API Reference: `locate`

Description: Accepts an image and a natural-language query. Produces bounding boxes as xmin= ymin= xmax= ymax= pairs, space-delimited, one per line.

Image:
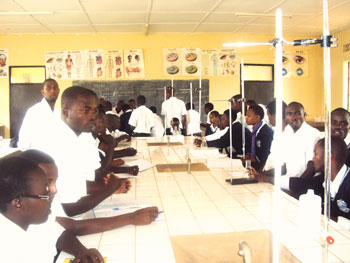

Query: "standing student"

xmin=245 ymin=104 xmax=274 ymax=171
xmin=18 ymin=78 xmax=60 ymax=150
xmin=120 ymin=103 xmax=133 ymax=136
xmin=129 ymin=95 xmax=155 ymax=137
xmin=161 ymin=86 xmax=187 ymax=129
xmin=150 ymin=106 xmax=165 ymax=137
xmin=185 ymin=103 xmax=201 ymax=136
xmin=0 ymin=156 xmax=103 ymax=263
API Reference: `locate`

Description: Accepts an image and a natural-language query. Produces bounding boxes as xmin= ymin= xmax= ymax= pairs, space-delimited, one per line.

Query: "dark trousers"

xmin=133 ymin=133 xmax=150 ymax=137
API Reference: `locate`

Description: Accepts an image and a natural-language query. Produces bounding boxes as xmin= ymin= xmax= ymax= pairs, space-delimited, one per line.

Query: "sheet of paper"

xmin=121 ymin=159 xmax=155 ymax=172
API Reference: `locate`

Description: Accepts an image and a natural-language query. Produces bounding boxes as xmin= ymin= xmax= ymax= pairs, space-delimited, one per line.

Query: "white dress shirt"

xmin=128 ymin=105 xmax=155 ymax=134
xmin=18 ymin=98 xmax=60 ymax=151
xmin=161 ymin=97 xmax=187 ymax=129
xmin=186 ymin=109 xmax=201 ymax=135
xmin=151 ymin=113 xmax=165 ymax=137
xmin=282 ymin=122 xmax=322 ymax=178
xmin=206 ymin=127 xmax=227 ymax=142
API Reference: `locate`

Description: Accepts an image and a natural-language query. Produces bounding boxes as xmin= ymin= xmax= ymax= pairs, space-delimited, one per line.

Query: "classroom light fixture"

xmin=235 ymin=12 xmax=292 ymax=18
xmin=0 ymin=11 xmax=54 ymax=15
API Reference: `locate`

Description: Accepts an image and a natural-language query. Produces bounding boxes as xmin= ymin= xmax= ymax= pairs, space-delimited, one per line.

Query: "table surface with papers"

xmin=57 ymin=137 xmax=350 ymax=263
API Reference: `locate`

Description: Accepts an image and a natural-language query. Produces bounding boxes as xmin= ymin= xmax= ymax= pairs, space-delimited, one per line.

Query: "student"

xmin=129 ymin=95 xmax=155 ymax=137
xmin=331 ymin=108 xmax=350 ymax=166
xmin=244 ymin=104 xmax=274 ymax=171
xmin=128 ymin=99 xmax=136 ymax=110
xmin=18 ymin=78 xmax=60 ymax=150
xmin=282 ymin=102 xmax=322 ymax=177
xmin=185 ymin=102 xmax=201 ymax=136
xmin=201 ymin=102 xmax=214 ymax=128
xmin=0 ymin=156 xmax=103 ymax=263
xmin=120 ymin=103 xmax=133 ymax=136
xmin=104 ymin=101 xmax=116 ymax=115
xmin=150 ymin=106 xmax=165 ymax=137
xmin=205 ymin=110 xmax=220 ymax=136
xmin=165 ymin=117 xmax=185 ymax=135
xmin=115 ymin=100 xmax=125 ymax=117
xmin=34 ymin=86 xmax=128 ymax=217
xmin=20 ymin=150 xmax=159 ymax=238
xmin=106 ymin=113 xmax=131 ymax=142
xmin=161 ymin=86 xmax=187 ymax=130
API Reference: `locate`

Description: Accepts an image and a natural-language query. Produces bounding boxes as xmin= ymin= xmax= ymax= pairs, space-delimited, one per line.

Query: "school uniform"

xmin=161 ymin=97 xmax=187 ymax=129
xmin=18 ymin=98 xmax=60 ymax=151
xmin=165 ymin=127 xmax=185 ymax=136
xmin=205 ymin=124 xmax=219 ymax=136
xmin=249 ymin=121 xmax=274 ymax=170
xmin=151 ymin=113 xmax=165 ymax=137
xmin=106 ymin=128 xmax=128 ymax=139
xmin=128 ymin=105 xmax=155 ymax=137
xmin=344 ymin=133 xmax=350 ymax=167
xmin=281 ymin=165 xmax=350 ymax=220
xmin=186 ymin=109 xmax=201 ymax=135
xmin=283 ymin=122 xmax=322 ymax=177
xmin=206 ymin=110 xmax=213 ymax=124
xmin=120 ymin=109 xmax=133 ymax=136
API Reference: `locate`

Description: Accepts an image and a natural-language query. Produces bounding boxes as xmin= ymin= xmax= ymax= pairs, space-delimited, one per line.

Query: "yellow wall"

xmin=0 ymin=32 xmax=324 ymax=138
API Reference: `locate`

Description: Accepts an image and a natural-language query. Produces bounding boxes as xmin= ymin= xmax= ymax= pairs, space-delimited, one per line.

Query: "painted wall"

xmin=0 ymin=32 xmax=323 ymax=138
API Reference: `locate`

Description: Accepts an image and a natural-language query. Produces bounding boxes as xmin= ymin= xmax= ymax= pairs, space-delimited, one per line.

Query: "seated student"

xmin=106 ymin=113 xmax=131 ymax=142
xmin=120 ymin=103 xmax=133 ymax=136
xmin=185 ymin=103 xmax=201 ymax=136
xmin=201 ymin=102 xmax=214 ymax=128
xmin=150 ymin=106 xmax=165 ymax=137
xmin=129 ymin=95 xmax=155 ymax=137
xmin=0 ymin=156 xmax=103 ymax=263
xmin=104 ymin=101 xmax=115 ymax=115
xmin=203 ymin=109 xmax=251 ymax=157
xmin=256 ymin=137 xmax=350 ymax=221
xmin=21 ymin=150 xmax=159 ymax=240
xmin=115 ymin=100 xmax=125 ymax=117
xmin=244 ymin=104 xmax=274 ymax=171
xmin=205 ymin=110 xmax=220 ymax=136
xmin=331 ymin=108 xmax=350 ymax=166
xmin=165 ymin=117 xmax=185 ymax=136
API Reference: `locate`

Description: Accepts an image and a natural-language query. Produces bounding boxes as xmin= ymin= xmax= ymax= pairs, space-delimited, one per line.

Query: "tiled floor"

xmin=57 ymin=137 xmax=350 ymax=262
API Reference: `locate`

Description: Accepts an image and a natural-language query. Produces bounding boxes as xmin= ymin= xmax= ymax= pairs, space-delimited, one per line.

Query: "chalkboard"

xmin=73 ymin=80 xmax=209 ymax=122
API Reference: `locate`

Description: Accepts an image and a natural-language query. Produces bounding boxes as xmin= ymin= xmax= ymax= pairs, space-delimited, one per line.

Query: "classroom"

xmin=1 ymin=0 xmax=350 ymax=262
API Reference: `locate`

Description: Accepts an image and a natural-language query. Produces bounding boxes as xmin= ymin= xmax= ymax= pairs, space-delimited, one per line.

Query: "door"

xmin=9 ymin=66 xmax=46 ymax=138
xmin=241 ymin=64 xmax=274 ymax=105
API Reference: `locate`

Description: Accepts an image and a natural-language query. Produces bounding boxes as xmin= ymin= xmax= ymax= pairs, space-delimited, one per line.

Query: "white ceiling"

xmin=0 ymin=0 xmax=349 ymax=35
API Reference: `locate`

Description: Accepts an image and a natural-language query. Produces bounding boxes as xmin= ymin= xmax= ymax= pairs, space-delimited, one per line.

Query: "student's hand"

xmin=300 ymin=160 xmax=315 ymax=179
xmin=119 ymin=134 xmax=131 ymax=142
xmin=111 ymin=158 xmax=125 ymax=167
xmin=194 ymin=138 xmax=202 ymax=147
xmin=131 ymin=206 xmax=159 ymax=225
xmin=114 ymin=179 xmax=131 ymax=194
xmin=123 ymin=148 xmax=137 ymax=156
xmin=127 ymin=165 xmax=139 ymax=175
xmin=105 ymin=174 xmax=123 ymax=192
xmin=75 ymin=248 xmax=104 ymax=263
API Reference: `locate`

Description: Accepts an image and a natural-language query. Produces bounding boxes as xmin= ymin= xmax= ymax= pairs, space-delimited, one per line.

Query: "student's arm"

xmin=61 ymin=174 xmax=123 ymax=217
xmin=95 ymin=134 xmax=115 ymax=181
xmin=56 ymin=230 xmax=104 ymax=263
xmin=56 ymin=206 xmax=159 ymax=236
xmin=113 ymin=148 xmax=137 ymax=158
xmin=110 ymin=165 xmax=139 ymax=176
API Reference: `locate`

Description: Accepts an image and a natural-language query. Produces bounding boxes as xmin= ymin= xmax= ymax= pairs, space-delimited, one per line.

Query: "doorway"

xmin=9 ymin=66 xmax=46 ymax=138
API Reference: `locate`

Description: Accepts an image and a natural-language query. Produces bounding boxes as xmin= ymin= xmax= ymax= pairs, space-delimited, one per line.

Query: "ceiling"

xmin=0 ymin=0 xmax=350 ymax=36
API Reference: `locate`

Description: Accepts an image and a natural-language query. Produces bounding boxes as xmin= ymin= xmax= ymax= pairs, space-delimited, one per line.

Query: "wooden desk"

xmin=58 ymin=137 xmax=350 ymax=263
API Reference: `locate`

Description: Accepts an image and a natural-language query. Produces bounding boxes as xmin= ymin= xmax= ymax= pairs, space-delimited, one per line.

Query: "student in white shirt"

xmin=150 ymin=106 xmax=165 ymax=137
xmin=18 ymin=78 xmax=60 ymax=150
xmin=0 ymin=156 xmax=103 ymax=263
xmin=129 ymin=95 xmax=155 ymax=137
xmin=161 ymin=86 xmax=187 ymax=129
xmin=205 ymin=110 xmax=220 ymax=136
xmin=185 ymin=102 xmax=201 ymax=136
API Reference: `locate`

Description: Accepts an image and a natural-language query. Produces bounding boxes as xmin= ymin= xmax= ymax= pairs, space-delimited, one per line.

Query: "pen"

xmin=112 ymin=206 xmax=141 ymax=210
xmin=158 ymin=210 xmax=163 ymax=214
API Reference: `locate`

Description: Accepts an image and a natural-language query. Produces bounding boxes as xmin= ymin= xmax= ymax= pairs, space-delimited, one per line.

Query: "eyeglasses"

xmin=18 ymin=185 xmax=51 ymax=200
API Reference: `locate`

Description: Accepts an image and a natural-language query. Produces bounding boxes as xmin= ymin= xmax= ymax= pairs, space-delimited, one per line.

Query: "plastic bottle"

xmin=298 ymin=189 xmax=322 ymax=236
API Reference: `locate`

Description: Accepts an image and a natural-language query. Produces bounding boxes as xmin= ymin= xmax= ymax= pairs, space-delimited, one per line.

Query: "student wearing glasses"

xmin=0 ymin=156 xmax=104 ymax=263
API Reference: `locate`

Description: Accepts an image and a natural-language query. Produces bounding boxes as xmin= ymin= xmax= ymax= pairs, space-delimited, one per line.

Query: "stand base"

xmin=225 ymin=178 xmax=258 ymax=185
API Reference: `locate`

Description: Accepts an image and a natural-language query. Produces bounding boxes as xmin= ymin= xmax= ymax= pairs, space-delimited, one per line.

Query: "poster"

xmin=282 ymin=50 xmax=308 ymax=78
xmin=0 ymin=49 xmax=9 ymax=78
xmin=282 ymin=51 xmax=292 ymax=78
xmin=64 ymin=50 xmax=84 ymax=79
xmin=84 ymin=49 xmax=104 ymax=79
xmin=163 ymin=48 xmax=181 ymax=77
xmin=104 ymin=50 xmax=124 ymax=79
xmin=202 ymin=49 xmax=237 ymax=77
xmin=181 ymin=48 xmax=201 ymax=76
xmin=124 ymin=49 xmax=145 ymax=79
xmin=45 ymin=51 xmax=65 ymax=80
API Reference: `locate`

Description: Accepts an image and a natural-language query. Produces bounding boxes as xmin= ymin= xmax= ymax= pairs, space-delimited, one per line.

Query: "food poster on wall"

xmin=202 ymin=49 xmax=237 ymax=76
xmin=0 ymin=49 xmax=9 ymax=78
xmin=105 ymin=50 xmax=124 ymax=79
xmin=292 ymin=50 xmax=308 ymax=77
xmin=84 ymin=50 xmax=104 ymax=79
xmin=181 ymin=48 xmax=201 ymax=76
xmin=64 ymin=50 xmax=84 ymax=79
xmin=45 ymin=51 xmax=65 ymax=80
xmin=282 ymin=51 xmax=292 ymax=78
xmin=124 ymin=49 xmax=145 ymax=79
xmin=163 ymin=48 xmax=181 ymax=76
